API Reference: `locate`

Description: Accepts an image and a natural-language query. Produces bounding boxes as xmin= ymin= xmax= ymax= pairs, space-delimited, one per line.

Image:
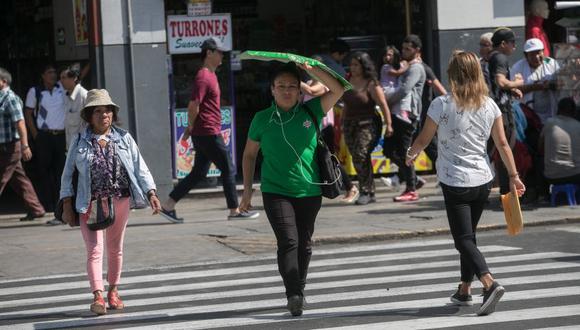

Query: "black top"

xmin=487 ymin=51 xmax=512 ymax=111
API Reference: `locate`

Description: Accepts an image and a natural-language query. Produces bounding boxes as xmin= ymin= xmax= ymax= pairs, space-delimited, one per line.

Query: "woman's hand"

xmin=62 ymin=203 xmax=76 ymax=227
xmin=384 ymin=124 xmax=394 ymax=138
xmin=510 ymin=176 xmax=526 ymax=197
xmin=297 ymin=62 xmax=314 ymax=71
xmin=149 ymin=195 xmax=161 ymax=215
xmin=239 ymin=190 xmax=253 ymax=213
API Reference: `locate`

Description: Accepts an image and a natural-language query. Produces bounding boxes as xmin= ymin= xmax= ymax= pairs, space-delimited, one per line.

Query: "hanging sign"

xmin=167 ymin=14 xmax=232 ymax=54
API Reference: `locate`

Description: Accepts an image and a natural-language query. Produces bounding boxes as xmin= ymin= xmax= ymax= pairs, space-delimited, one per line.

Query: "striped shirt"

xmin=0 ymin=87 xmax=24 ymax=144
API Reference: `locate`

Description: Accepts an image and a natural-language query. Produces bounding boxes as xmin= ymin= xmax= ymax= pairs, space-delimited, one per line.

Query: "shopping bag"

xmin=500 ymin=192 xmax=524 ymax=236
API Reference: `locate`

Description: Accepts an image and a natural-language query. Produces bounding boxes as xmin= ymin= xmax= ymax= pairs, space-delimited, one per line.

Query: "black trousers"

xmin=170 ymin=134 xmax=238 ymax=209
xmin=384 ymin=117 xmax=417 ymax=191
xmin=262 ymin=192 xmax=322 ymax=298
xmin=169 ymin=134 xmax=238 ymax=209
xmin=440 ymin=181 xmax=492 ymax=282
xmin=35 ymin=131 xmax=66 ymax=212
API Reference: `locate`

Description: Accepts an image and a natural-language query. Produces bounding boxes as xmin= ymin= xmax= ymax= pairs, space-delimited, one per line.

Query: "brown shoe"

xmin=107 ymin=290 xmax=125 ymax=310
xmin=90 ymin=295 xmax=107 ymax=315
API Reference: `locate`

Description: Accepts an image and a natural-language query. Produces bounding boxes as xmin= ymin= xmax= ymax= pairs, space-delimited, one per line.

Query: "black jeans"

xmin=35 ymin=131 xmax=66 ymax=212
xmin=441 ymin=181 xmax=492 ymax=282
xmin=262 ymin=192 xmax=322 ymax=298
xmin=170 ymin=135 xmax=238 ymax=209
xmin=385 ymin=117 xmax=417 ymax=191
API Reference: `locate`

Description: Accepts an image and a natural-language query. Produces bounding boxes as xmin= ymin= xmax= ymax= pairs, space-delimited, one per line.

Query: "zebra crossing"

xmin=0 ymin=238 xmax=579 ymax=329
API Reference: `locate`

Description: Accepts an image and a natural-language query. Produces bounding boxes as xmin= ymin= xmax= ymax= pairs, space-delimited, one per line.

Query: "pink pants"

xmin=80 ymin=197 xmax=130 ymax=293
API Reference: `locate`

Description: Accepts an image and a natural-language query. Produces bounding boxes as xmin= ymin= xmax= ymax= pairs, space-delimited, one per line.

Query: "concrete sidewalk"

xmin=0 ymin=176 xmax=578 ymax=279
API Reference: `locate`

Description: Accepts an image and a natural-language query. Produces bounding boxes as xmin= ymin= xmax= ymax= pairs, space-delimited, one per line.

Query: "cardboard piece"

xmin=500 ymin=192 xmax=524 ymax=236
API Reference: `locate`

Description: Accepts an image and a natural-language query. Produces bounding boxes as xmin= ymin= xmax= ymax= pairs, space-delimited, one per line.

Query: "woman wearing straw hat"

xmin=60 ymin=89 xmax=161 ymax=315
xmin=406 ymin=51 xmax=525 ymax=316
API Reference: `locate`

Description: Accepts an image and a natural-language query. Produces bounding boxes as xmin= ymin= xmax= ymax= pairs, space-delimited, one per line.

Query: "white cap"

xmin=524 ymin=38 xmax=544 ymax=53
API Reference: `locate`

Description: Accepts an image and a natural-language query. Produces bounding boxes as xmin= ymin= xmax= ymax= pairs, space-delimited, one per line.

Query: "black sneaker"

xmin=46 ymin=218 xmax=65 ymax=226
xmin=478 ymin=281 xmax=505 ymax=316
xmin=159 ymin=208 xmax=184 ymax=224
xmin=228 ymin=211 xmax=260 ymax=220
xmin=20 ymin=213 xmax=46 ymax=221
xmin=355 ymin=193 xmax=371 ymax=205
xmin=287 ymin=295 xmax=304 ymax=316
xmin=450 ymin=284 xmax=473 ymax=306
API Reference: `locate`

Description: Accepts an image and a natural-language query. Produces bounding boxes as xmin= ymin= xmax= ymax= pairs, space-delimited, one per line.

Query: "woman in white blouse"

xmin=406 ymin=51 xmax=525 ymax=316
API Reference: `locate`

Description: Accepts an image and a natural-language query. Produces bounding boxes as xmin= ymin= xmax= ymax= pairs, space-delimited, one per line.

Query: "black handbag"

xmin=55 ymin=168 xmax=80 ymax=226
xmin=55 ymin=134 xmax=81 ymax=226
xmin=87 ymin=196 xmax=115 ymax=231
xmin=304 ymin=105 xmax=343 ymax=199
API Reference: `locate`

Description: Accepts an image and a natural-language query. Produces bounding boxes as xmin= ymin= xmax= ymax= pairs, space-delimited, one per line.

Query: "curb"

xmin=312 ymin=217 xmax=580 ymax=245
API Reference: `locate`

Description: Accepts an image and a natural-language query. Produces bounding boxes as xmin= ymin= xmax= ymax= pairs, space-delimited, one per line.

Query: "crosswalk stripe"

xmin=0 ymin=245 xmax=518 ymax=296
xmin=38 ymin=287 xmax=580 ymax=330
xmin=529 ymin=326 xmax=580 ymax=330
xmin=0 ymin=239 xmax=456 ymax=285
xmin=0 ymin=251 xmax=575 ymax=309
xmin=1 ymin=262 xmax=578 ymax=322
xmin=128 ymin=289 xmax=580 ymax=330
xmin=315 ymin=304 xmax=580 ymax=330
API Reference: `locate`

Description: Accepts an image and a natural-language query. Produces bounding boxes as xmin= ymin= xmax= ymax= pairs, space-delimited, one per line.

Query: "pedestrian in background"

xmin=406 ymin=51 xmax=525 ymax=316
xmin=301 ymin=54 xmax=359 ymax=204
xmin=60 ymin=89 xmax=161 ymax=315
xmin=486 ymin=27 xmax=524 ymax=196
xmin=60 ymin=66 xmax=88 ymax=148
xmin=24 ymin=64 xmax=67 ymax=224
xmin=239 ymin=61 xmax=344 ymax=317
xmin=161 ymin=37 xmax=259 ymax=222
xmin=479 ymin=32 xmax=494 ymax=86
xmin=343 ymin=51 xmax=393 ymax=205
xmin=0 ymin=67 xmax=46 ymax=220
xmin=385 ymin=34 xmax=426 ymax=202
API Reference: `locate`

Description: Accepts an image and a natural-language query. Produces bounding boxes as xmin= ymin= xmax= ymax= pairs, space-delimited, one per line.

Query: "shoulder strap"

xmin=34 ymin=86 xmax=42 ymax=118
xmin=303 ymin=103 xmax=321 ymax=138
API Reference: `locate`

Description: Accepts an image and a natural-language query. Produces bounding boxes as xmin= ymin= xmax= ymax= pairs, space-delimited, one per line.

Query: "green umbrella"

xmin=239 ymin=50 xmax=352 ymax=91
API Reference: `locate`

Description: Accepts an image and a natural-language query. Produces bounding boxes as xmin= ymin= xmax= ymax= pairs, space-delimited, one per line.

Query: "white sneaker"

xmin=380 ymin=176 xmax=400 ymax=191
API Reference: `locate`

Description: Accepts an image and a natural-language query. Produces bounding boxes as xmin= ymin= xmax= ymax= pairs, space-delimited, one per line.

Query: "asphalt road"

xmin=0 ymin=224 xmax=579 ymax=329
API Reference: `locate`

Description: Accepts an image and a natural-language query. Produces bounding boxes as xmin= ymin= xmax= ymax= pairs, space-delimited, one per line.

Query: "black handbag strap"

xmin=303 ymin=103 xmax=322 ymax=141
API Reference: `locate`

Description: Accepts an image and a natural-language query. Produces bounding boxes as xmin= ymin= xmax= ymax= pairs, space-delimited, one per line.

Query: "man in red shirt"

xmin=161 ymin=38 xmax=259 ymax=222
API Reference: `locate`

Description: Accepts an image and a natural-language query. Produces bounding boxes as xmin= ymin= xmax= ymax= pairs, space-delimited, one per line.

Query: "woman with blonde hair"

xmin=406 ymin=51 xmax=525 ymax=316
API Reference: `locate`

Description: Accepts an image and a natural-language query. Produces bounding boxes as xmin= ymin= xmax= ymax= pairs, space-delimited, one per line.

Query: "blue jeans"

xmin=440 ymin=181 xmax=492 ymax=282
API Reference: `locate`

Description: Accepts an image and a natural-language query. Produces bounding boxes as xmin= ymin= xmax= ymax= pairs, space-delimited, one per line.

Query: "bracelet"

xmin=509 ymin=172 xmax=519 ymax=178
xmin=406 ymin=147 xmax=417 ymax=159
xmin=147 ymin=190 xmax=157 ymax=198
xmin=22 ymin=145 xmax=30 ymax=150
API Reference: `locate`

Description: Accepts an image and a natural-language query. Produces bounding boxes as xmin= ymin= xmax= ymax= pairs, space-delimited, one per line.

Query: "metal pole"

xmin=88 ymin=0 xmax=104 ymax=88
xmin=405 ymin=0 xmax=412 ymax=35
xmin=125 ymin=0 xmax=138 ymax=141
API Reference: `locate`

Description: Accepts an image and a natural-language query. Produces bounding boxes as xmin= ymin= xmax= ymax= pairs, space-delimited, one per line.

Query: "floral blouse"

xmin=89 ymin=134 xmax=131 ymax=199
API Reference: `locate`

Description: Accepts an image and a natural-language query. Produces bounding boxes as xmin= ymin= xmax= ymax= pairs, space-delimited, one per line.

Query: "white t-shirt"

xmin=64 ymin=84 xmax=88 ymax=147
xmin=510 ymin=57 xmax=560 ymax=123
xmin=428 ymin=95 xmax=502 ymax=187
xmin=25 ymin=83 xmax=66 ymax=130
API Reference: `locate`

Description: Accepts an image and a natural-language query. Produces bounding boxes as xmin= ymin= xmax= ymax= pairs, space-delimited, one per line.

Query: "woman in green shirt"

xmin=240 ymin=62 xmax=343 ymax=316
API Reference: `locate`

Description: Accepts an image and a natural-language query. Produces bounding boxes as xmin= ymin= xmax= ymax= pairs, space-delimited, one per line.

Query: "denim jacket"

xmin=60 ymin=126 xmax=156 ymax=213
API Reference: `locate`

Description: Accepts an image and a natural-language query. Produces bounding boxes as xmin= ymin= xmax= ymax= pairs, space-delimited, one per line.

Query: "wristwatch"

xmin=22 ymin=145 xmax=30 ymax=150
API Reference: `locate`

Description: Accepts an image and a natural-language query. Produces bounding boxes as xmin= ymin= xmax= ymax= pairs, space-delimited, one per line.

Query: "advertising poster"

xmin=72 ymin=0 xmax=88 ymax=45
xmin=174 ymin=106 xmax=235 ymax=179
